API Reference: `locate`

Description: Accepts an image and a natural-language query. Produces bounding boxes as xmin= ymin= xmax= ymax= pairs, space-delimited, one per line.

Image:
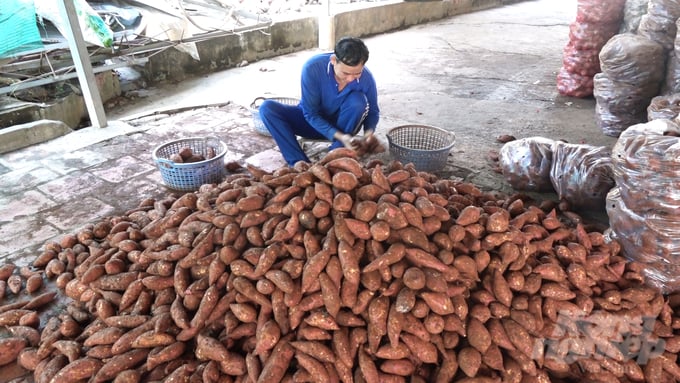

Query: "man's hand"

xmin=334 ymin=132 xmax=359 ymax=150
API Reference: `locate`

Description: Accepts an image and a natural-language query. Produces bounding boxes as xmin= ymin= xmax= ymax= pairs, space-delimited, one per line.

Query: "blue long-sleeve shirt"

xmin=300 ymin=52 xmax=379 ymax=140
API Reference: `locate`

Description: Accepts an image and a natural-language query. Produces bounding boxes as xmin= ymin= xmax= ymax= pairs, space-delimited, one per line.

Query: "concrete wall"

xmin=334 ymin=0 xmax=494 ymax=38
xmin=143 ymin=0 xmax=529 ymax=83
xmin=0 ymin=71 xmax=120 ymax=129
xmin=142 ymin=20 xmax=318 ymax=83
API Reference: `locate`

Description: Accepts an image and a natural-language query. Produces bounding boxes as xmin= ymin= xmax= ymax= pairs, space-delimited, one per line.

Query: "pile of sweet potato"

xmin=2 ymin=147 xmax=680 ymax=382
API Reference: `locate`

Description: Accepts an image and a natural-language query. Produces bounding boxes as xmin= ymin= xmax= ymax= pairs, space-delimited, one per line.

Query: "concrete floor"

xmin=0 ymin=0 xmax=614 ymax=263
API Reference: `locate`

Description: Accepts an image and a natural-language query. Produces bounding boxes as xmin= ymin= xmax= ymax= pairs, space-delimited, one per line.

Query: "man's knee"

xmin=258 ymin=99 xmax=277 ymax=118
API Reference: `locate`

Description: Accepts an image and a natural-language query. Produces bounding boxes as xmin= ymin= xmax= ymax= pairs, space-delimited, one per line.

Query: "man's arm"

xmin=300 ymin=57 xmax=339 ymax=140
xmin=362 ymin=67 xmax=380 ymax=136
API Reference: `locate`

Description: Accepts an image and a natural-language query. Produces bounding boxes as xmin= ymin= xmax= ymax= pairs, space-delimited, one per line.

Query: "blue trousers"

xmin=259 ymin=91 xmax=369 ymax=166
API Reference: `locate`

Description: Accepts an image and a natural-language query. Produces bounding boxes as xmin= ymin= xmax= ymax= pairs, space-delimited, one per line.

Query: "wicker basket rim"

xmin=386 ymin=124 xmax=456 ymax=152
xmin=250 ymin=96 xmax=300 ymax=110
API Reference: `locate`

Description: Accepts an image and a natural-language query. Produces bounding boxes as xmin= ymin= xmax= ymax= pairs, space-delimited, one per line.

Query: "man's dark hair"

xmin=334 ymin=37 xmax=369 ymax=66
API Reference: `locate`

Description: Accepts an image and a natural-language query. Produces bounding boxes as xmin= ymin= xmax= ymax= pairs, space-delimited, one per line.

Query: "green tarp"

xmin=0 ymin=0 xmax=43 ymax=58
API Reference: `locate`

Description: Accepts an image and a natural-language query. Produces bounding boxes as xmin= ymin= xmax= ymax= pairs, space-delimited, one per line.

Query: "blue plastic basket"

xmin=387 ymin=124 xmax=456 ymax=173
xmin=152 ymin=136 xmax=227 ymax=191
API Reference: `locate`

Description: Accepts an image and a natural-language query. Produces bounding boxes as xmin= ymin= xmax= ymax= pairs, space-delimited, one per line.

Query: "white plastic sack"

xmin=35 ymin=0 xmax=114 ymax=48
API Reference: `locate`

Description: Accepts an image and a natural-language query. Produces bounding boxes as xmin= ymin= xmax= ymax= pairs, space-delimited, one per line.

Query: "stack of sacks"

xmin=607 ymin=118 xmax=680 ymax=293
xmin=641 ymin=0 xmax=680 ymax=95
xmin=557 ymin=0 xmax=626 ymax=98
xmin=638 ymin=0 xmax=680 ymax=52
xmin=661 ymin=17 xmax=680 ymax=94
xmin=619 ymin=0 xmax=649 ymax=34
xmin=594 ymin=33 xmax=665 ymax=137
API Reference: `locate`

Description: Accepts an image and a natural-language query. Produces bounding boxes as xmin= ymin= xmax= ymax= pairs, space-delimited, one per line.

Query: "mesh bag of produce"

xmin=598 ymin=33 xmax=666 ymax=85
xmin=576 ymin=0 xmax=626 ymax=23
xmin=499 ymin=137 xmax=555 ymax=192
xmin=550 ymin=142 xmax=614 ymax=211
xmin=648 ymin=93 xmax=680 ymax=120
xmin=556 ymin=67 xmax=594 ymax=98
xmin=562 ymin=43 xmax=601 ymax=76
xmin=558 ymin=0 xmax=626 ymax=98
xmin=569 ymin=21 xmax=621 ymax=50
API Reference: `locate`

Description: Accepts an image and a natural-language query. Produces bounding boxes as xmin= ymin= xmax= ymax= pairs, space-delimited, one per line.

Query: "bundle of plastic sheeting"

xmin=647 ymin=93 xmax=680 ymax=120
xmin=638 ymin=0 xmax=680 ymax=52
xmin=594 ymin=33 xmax=665 ymax=136
xmin=557 ymin=0 xmax=626 ymax=98
xmin=606 ymin=118 xmax=680 ymax=293
xmin=498 ymin=137 xmax=555 ymax=192
xmin=661 ymin=51 xmax=680 ymax=94
xmin=550 ymin=142 xmax=614 ymax=212
xmin=661 ymin=18 xmax=680 ymax=95
xmin=498 ymin=138 xmax=616 ymax=213
xmin=619 ymin=0 xmax=649 ymax=33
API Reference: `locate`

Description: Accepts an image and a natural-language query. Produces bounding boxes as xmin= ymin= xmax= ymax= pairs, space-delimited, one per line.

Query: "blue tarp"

xmin=0 ymin=0 xmax=43 ymax=58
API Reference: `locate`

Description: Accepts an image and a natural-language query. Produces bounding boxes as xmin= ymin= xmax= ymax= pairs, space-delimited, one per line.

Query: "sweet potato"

xmin=51 ymin=339 xmax=81 ymax=363
xmin=146 ymin=342 xmax=186 ymax=371
xmin=457 ymin=346 xmax=482 ymax=378
xmin=304 ymin=310 xmax=340 ymax=331
xmin=376 ymin=201 xmax=409 ymax=229
xmin=367 ymin=295 xmax=390 ymax=352
xmin=332 ymin=171 xmax=359 ymax=191
xmin=92 ymin=348 xmax=149 ymax=383
xmin=90 ymin=271 xmax=140 ymax=292
xmin=404 ymin=247 xmax=449 ymax=273
xmin=36 ymin=354 xmax=68 ymax=383
xmin=50 ymin=357 xmax=102 ymax=383
xmin=257 ymin=336 xmax=295 ymax=383
xmin=492 ymin=269 xmax=513 ymax=307
xmin=398 ymin=226 xmax=430 ymax=250
xmin=295 ymin=351 xmax=330 ymax=381
xmin=0 ymin=309 xmax=33 ymax=326
xmin=255 ymin=319 xmax=281 ymax=356
xmin=338 ymin=240 xmax=360 ymax=308
xmin=354 ymin=200 xmax=378 ymax=222
xmin=130 ymin=330 xmax=175 ymax=349
xmin=467 ymin=317 xmax=492 ymax=353
xmin=363 ymin=243 xmax=406 ymax=273
xmin=0 ymin=336 xmax=26 ymax=366
xmin=401 ymin=332 xmax=437 ymax=364
xmin=375 ymin=342 xmax=410 ymax=360
xmin=402 ymin=267 xmax=426 ymax=290
xmin=420 ymin=292 xmax=454 ymax=316
xmin=380 ymin=359 xmax=415 ymax=376
xmin=358 ymin=348 xmax=380 ymax=383
xmin=540 ymin=282 xmax=576 ymax=301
